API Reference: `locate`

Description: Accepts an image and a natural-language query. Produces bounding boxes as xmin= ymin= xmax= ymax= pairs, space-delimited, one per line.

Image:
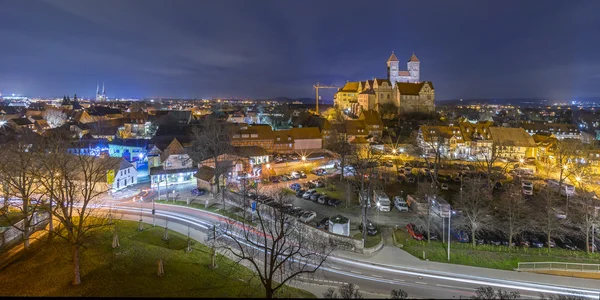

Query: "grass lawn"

xmin=316 ymin=187 xmax=342 ymax=200
xmin=394 ymin=229 xmax=600 ymax=270
xmin=353 ymin=232 xmax=382 ymax=249
xmin=0 ymin=211 xmax=24 ymax=227
xmin=0 ymin=220 xmax=314 ymax=298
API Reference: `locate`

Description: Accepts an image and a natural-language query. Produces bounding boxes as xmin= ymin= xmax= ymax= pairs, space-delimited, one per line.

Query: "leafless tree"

xmin=495 ymin=183 xmax=529 ymax=248
xmin=44 ymin=109 xmax=68 ymax=128
xmin=473 ymin=141 xmax=515 ymax=196
xmin=0 ymin=134 xmax=45 ymax=249
xmin=539 ymin=293 xmax=588 ymax=300
xmin=416 ymin=129 xmax=447 ymax=187
xmin=472 ymin=286 xmax=520 ymax=299
xmin=571 ymin=187 xmax=599 ymax=254
xmin=215 ymin=188 xmax=332 ymax=298
xmin=189 ymin=116 xmax=233 ymax=194
xmin=36 ymin=137 xmax=118 ymax=285
xmin=454 ymin=177 xmax=492 ymax=247
xmin=323 ymin=283 xmax=363 ymax=299
xmin=409 ymin=182 xmax=441 ymax=244
xmin=347 ymin=145 xmax=383 ymax=246
xmin=533 ymin=186 xmax=566 ymax=254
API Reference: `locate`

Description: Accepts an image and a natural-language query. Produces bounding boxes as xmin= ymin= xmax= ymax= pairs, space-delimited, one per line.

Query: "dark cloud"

xmin=0 ymin=0 xmax=599 ymax=100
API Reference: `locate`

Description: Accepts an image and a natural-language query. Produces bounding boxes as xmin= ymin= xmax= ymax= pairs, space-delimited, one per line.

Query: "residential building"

xmin=149 ymin=138 xmax=196 ymax=187
xmin=488 ymin=127 xmax=536 ymax=159
xmin=107 ymin=157 xmax=138 ymax=191
xmin=108 ymin=139 xmax=149 ymax=162
xmin=359 ymin=110 xmax=384 ymax=138
xmin=521 ymin=123 xmax=581 ymax=140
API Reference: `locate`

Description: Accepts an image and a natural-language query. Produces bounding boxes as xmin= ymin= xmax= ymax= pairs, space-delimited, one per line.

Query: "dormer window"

xmin=287 ymin=136 xmax=291 ymax=141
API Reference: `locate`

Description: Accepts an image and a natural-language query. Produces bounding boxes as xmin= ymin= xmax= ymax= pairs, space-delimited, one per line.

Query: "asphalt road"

xmin=105 ymin=198 xmax=600 ymax=299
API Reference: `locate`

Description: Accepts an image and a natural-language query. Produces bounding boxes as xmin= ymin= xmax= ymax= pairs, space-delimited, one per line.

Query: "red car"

xmin=406 ymin=223 xmax=424 ymax=241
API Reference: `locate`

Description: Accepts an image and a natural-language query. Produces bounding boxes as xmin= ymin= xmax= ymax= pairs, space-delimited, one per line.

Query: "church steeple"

xmin=387 ymin=51 xmax=399 ymax=62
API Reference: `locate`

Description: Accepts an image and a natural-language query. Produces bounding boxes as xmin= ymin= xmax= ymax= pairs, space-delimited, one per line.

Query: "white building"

xmin=109 ymin=158 xmax=138 ymax=191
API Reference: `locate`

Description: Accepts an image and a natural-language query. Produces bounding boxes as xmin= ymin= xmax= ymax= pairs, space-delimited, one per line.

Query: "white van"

xmin=373 ymin=190 xmax=391 ymax=212
xmin=393 ymin=196 xmax=408 ymax=212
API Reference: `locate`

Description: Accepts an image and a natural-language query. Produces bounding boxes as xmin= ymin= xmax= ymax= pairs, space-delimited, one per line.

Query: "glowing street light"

xmin=519 ymin=158 xmax=524 ymax=164
xmin=392 ymin=149 xmax=397 ymax=155
xmin=266 ymin=163 xmax=271 ymax=169
xmin=576 ymin=176 xmax=581 ymax=182
xmin=301 ymin=156 xmax=306 ymax=162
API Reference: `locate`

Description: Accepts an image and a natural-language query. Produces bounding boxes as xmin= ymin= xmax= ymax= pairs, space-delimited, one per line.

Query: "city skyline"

xmin=1 ymin=0 xmax=600 ymax=101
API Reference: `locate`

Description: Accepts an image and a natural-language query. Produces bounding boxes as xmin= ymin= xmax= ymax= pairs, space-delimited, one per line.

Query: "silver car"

xmin=299 ymin=211 xmax=317 ymax=223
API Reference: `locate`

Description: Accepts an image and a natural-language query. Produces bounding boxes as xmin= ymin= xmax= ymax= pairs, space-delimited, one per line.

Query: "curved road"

xmin=100 ymin=192 xmax=600 ymax=299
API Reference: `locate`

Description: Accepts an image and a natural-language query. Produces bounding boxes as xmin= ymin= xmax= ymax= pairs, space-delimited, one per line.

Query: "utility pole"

xmin=313 ymin=82 xmax=337 ymax=115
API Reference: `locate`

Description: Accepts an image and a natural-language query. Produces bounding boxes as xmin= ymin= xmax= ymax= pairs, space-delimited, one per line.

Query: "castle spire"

xmin=387 ymin=51 xmax=399 ymax=62
xmin=408 ymin=53 xmax=419 ymax=62
xmin=96 ymin=83 xmax=99 ymax=95
xmin=102 ymin=82 xmax=105 ymax=95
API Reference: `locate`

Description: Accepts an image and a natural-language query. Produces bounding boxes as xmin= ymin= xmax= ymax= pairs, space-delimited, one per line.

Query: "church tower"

xmin=387 ymin=51 xmax=400 ymax=87
xmin=96 ymin=83 xmax=101 ymax=101
xmin=407 ymin=53 xmax=420 ymax=83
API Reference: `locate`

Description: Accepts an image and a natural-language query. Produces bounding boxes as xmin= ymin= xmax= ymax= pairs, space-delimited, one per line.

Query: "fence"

xmin=518 ymin=262 xmax=600 ymax=273
xmin=0 ymin=211 xmax=50 ymax=250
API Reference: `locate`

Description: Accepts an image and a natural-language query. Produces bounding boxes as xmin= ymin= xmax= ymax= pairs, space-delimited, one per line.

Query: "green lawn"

xmin=0 ymin=211 xmax=24 ymax=227
xmin=0 ymin=220 xmax=314 ymax=298
xmin=353 ymin=232 xmax=382 ymax=248
xmin=394 ymin=229 xmax=600 ymax=270
xmin=316 ymin=187 xmax=343 ymax=200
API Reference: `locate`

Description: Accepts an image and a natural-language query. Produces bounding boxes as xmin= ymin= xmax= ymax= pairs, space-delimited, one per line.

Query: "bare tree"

xmin=323 ymin=283 xmax=363 ymax=299
xmin=37 ymin=139 xmax=118 ymax=285
xmin=347 ymin=145 xmax=382 ymax=246
xmin=533 ymin=186 xmax=566 ymax=254
xmin=495 ymin=183 xmax=529 ymax=248
xmin=539 ymin=293 xmax=588 ymax=300
xmin=454 ymin=177 xmax=492 ymax=247
xmin=473 ymin=141 xmax=515 ymax=196
xmin=0 ymin=134 xmax=45 ymax=249
xmin=551 ymin=139 xmax=582 ymax=200
xmin=216 ymin=188 xmax=332 ymax=298
xmin=416 ymin=128 xmax=447 ymax=187
xmin=471 ymin=286 xmax=520 ymax=299
xmin=44 ymin=109 xmax=68 ymax=128
xmin=409 ymin=182 xmax=441 ymax=244
xmin=571 ymin=187 xmax=599 ymax=254
xmin=189 ymin=116 xmax=233 ymax=194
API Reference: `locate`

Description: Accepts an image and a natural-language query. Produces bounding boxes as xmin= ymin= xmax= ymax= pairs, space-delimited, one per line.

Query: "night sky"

xmin=1 ymin=0 xmax=599 ymax=101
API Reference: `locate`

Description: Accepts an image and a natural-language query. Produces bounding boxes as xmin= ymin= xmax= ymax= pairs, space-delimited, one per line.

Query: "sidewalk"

xmin=333 ymin=243 xmax=600 ymax=290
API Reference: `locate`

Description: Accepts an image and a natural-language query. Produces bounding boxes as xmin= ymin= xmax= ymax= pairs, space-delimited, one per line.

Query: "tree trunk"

xmin=472 ymin=228 xmax=476 ymax=248
xmin=586 ymin=227 xmax=590 ymax=254
xmin=265 ymin=279 xmax=274 ymax=299
xmin=508 ymin=234 xmax=513 ymax=249
xmin=547 ymin=232 xmax=551 ymax=254
xmin=72 ymin=244 xmax=81 ymax=285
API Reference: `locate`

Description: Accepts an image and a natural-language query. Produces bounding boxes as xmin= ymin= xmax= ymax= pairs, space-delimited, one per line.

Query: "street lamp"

xmin=376 ymin=202 xmax=380 ymax=222
xmin=301 ymin=156 xmax=306 ymax=162
xmin=392 ymin=149 xmax=397 ymax=155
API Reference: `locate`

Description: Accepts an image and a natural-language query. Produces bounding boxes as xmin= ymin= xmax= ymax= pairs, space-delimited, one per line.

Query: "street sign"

xmin=251 ymin=201 xmax=256 ymax=212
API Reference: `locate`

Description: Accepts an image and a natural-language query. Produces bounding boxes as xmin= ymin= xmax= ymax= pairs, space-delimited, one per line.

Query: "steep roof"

xmin=488 ymin=127 xmax=536 ymax=147
xmin=291 ymin=127 xmax=321 ymax=139
xmin=397 ymin=71 xmax=410 ymax=76
xmin=408 ymin=53 xmax=419 ymax=62
xmin=339 ymin=81 xmax=359 ymax=92
xmin=374 ymin=78 xmax=391 ymax=86
xmin=420 ymin=126 xmax=462 ymax=143
xmin=396 ymin=81 xmax=433 ymax=95
xmin=359 ymin=110 xmax=384 ymax=127
xmin=194 ymin=166 xmax=215 ymax=182
xmin=387 ymin=52 xmax=399 ymax=62
xmin=160 ymin=138 xmax=187 ymax=162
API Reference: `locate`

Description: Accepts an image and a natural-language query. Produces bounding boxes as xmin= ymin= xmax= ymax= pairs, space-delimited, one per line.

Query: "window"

xmin=250 ymin=134 xmax=258 ymax=138
xmin=277 ymin=137 xmax=280 ymax=141
xmin=387 ymin=94 xmax=390 ymax=99
xmin=287 ymin=136 xmax=291 ymax=141
xmin=242 ymin=134 xmax=249 ymax=138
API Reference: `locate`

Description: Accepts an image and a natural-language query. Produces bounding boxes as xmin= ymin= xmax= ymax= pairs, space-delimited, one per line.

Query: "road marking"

xmin=394 ymin=279 xmax=405 ymax=282
xmin=371 ymin=274 xmax=382 ymax=278
xmin=350 ymin=270 xmax=361 ymax=274
xmin=436 ymin=284 xmax=458 ymax=289
xmin=415 ymin=281 xmax=428 ymax=285
xmin=331 ymin=266 xmax=341 ymax=270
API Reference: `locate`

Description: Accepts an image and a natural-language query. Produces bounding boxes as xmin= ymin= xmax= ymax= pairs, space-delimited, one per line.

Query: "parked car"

xmin=299 ymin=211 xmax=317 ymax=223
xmin=289 ymin=183 xmax=301 ymax=191
xmin=281 ymin=203 xmax=294 ymax=213
xmin=310 ymin=193 xmax=321 ymax=201
xmin=302 ymin=189 xmax=317 ymax=199
xmin=441 ymin=183 xmax=449 ymax=190
xmin=522 ymin=180 xmax=533 ymax=196
xmin=296 ymin=189 xmax=306 ymax=197
xmin=290 ymin=172 xmax=301 ymax=179
xmin=317 ymin=217 xmax=330 ymax=230
xmin=359 ymin=220 xmax=378 ymax=236
xmin=317 ymin=195 xmax=330 ymax=204
xmin=545 ymin=238 xmax=556 ymax=248
xmin=327 ymin=198 xmax=343 ymax=207
xmin=289 ymin=206 xmax=303 ymax=216
xmin=407 ymin=177 xmax=416 ymax=183
xmin=383 ymin=160 xmax=393 ymax=167
xmin=299 ymin=171 xmax=307 ymax=178
xmin=406 ymin=223 xmax=423 ymax=241
xmin=190 ymin=188 xmax=208 ymax=196
xmin=271 ymin=177 xmax=280 ymax=183
xmin=393 ymin=196 xmax=408 ymax=212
